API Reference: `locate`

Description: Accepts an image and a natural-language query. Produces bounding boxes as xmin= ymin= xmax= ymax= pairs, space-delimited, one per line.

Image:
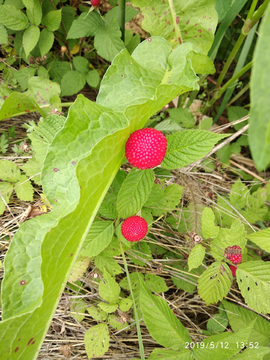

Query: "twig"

xmin=185 ymin=124 xmax=249 ymax=171
xmin=230 ymin=159 xmax=268 ymax=185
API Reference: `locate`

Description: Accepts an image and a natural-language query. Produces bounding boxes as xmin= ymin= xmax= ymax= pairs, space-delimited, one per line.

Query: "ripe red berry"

xmin=225 ymin=245 xmax=242 ymax=264
xmin=229 ymin=265 xmax=237 ymax=277
xmin=121 ymin=216 xmax=148 ymax=242
xmin=125 ymin=128 xmax=167 ymax=169
xmin=91 ymin=0 xmax=100 ymax=7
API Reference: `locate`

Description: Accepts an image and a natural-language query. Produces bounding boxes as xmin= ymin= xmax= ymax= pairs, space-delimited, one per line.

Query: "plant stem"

xmin=203 ymin=61 xmax=253 ymax=115
xmin=251 ymin=0 xmax=270 ymax=26
xmin=118 ymin=0 xmax=126 ymax=43
xmin=119 ymin=239 xmax=145 ymax=360
xmin=227 ymin=82 xmax=250 ymax=107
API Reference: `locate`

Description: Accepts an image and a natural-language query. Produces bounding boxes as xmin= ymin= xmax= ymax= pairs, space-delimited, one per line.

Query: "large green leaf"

xmin=131 ymin=0 xmax=218 ymax=54
xmin=247 ymin=228 xmax=270 ymax=253
xmin=67 ymin=11 xmax=103 ymax=39
xmin=249 ymin=3 xmax=270 ymax=171
xmin=23 ymin=25 xmax=40 ymax=58
xmin=0 ymin=5 xmax=28 ymax=30
xmin=0 ymin=38 xmax=201 ymax=359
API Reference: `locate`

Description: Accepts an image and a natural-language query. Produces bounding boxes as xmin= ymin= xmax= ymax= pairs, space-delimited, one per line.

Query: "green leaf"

xmin=0 ymin=160 xmax=20 ymax=182
xmin=26 ymin=0 xmax=42 ymax=26
xmin=39 ymin=29 xmax=54 ymax=57
xmin=162 ymin=130 xmax=227 ymax=169
xmin=108 ymin=314 xmax=128 ymax=330
xmin=231 ymin=347 xmax=270 ymax=359
xmin=14 ymin=174 xmax=34 ymax=201
xmin=80 ymin=221 xmax=114 ymax=257
xmin=139 ymin=277 xmax=191 ymax=350
xmin=85 ymin=69 xmax=100 ymax=88
xmin=222 ymin=299 xmax=270 ymax=346
xmin=149 ymin=349 xmax=193 ymax=360
xmin=13 ymin=67 xmax=36 ymax=91
xmin=0 ymin=182 xmax=13 ymax=215
xmin=95 ymin=255 xmax=123 ymax=276
xmin=99 ymin=269 xmax=120 ymax=304
xmin=22 ymin=114 xmax=66 ymax=185
xmin=43 ymin=9 xmax=62 ymax=32
xmin=236 ymin=261 xmax=270 ymax=313
xmin=87 ymin=306 xmax=107 ymax=321
xmin=94 ymin=18 xmax=125 ymax=62
xmin=70 ymin=298 xmax=87 ymax=322
xmin=192 ymin=320 xmax=256 ymax=360
xmin=188 ymin=244 xmax=205 ymax=271
xmin=117 ymin=168 xmax=155 ymax=219
xmin=202 ymin=207 xmax=219 ymax=239
xmin=47 ymin=60 xmax=71 ymax=83
xmin=249 ymin=4 xmax=270 ymax=171
xmin=144 ymin=184 xmax=182 ymax=216
xmin=69 ymin=256 xmax=90 ymax=282
xmin=6 ymin=0 xmax=24 ymax=9
xmin=129 ymin=241 xmax=152 ymax=267
xmin=229 ymin=179 xmax=249 ymax=208
xmin=227 ymin=106 xmax=249 ymax=131
xmin=198 ymin=261 xmax=232 ymax=305
xmin=23 ymin=25 xmax=40 ymax=58
xmin=206 ymin=305 xmax=228 ymax=335
xmin=98 ymin=302 xmax=118 ymax=313
xmin=0 ymin=24 xmax=8 ymax=44
xmin=0 ymin=134 xmax=8 ymax=154
xmin=119 ymin=298 xmax=133 ymax=312
xmin=73 ymin=56 xmax=89 ymax=74
xmin=144 ymin=273 xmax=168 ymax=293
xmin=67 ymin=11 xmax=103 ymax=39
xmin=131 ymin=0 xmax=218 ymax=54
xmin=60 ymin=70 xmax=86 ymax=97
xmin=84 ymin=323 xmax=109 ymax=359
xmin=167 ymin=107 xmax=195 ymax=129
xmin=247 ymin=228 xmax=270 ymax=253
xmin=105 ymin=5 xmax=139 ymax=25
xmin=0 ymin=5 xmax=28 ymax=30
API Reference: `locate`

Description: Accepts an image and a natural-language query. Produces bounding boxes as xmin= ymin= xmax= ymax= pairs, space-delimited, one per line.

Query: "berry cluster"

xmin=225 ymin=245 xmax=242 ymax=264
xmin=121 ymin=216 xmax=148 ymax=242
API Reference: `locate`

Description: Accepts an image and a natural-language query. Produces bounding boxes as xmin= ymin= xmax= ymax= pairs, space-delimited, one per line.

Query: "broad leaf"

xmin=14 ymin=174 xmax=34 ymax=201
xmin=67 ymin=11 xmax=103 ymax=39
xmin=26 ymin=0 xmax=42 ymax=26
xmin=60 ymin=70 xmax=86 ymax=97
xmin=23 ymin=25 xmax=40 ymax=58
xmin=85 ymin=70 xmax=100 ymax=88
xmin=0 ymin=5 xmax=28 ymax=30
xmin=249 ymin=4 xmax=270 ymax=171
xmin=117 ymin=168 xmax=155 ymax=219
xmin=84 ymin=323 xmax=109 ymax=359
xmin=188 ymin=244 xmax=205 ymax=271
xmin=144 ymin=273 xmax=168 ymax=293
xmin=99 ymin=269 xmax=120 ymax=304
xmin=0 ymin=160 xmax=20 ymax=182
xmin=73 ymin=56 xmax=89 ymax=74
xmin=39 ymin=29 xmax=54 ymax=57
xmin=247 ymin=228 xmax=270 ymax=253
xmin=198 ymin=261 xmax=232 ymax=305
xmin=43 ymin=9 xmax=62 ymax=32
xmin=0 ymin=24 xmax=8 ymax=44
xmin=237 ymin=261 xmax=270 ymax=313
xmin=139 ymin=277 xmax=191 ymax=350
xmin=202 ymin=207 xmax=219 ymax=239
xmin=131 ymin=0 xmax=218 ymax=54
xmin=162 ymin=130 xmax=227 ymax=169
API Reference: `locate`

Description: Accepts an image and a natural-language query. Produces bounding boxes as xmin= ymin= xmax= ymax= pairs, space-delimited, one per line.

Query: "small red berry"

xmin=229 ymin=265 xmax=237 ymax=277
xmin=225 ymin=245 xmax=242 ymax=264
xmin=125 ymin=128 xmax=167 ymax=169
xmin=91 ymin=0 xmax=100 ymax=7
xmin=121 ymin=216 xmax=148 ymax=242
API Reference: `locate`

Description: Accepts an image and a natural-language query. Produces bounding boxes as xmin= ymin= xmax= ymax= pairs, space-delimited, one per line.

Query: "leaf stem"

xmin=119 ymin=239 xmax=145 ymax=360
xmin=168 ymin=0 xmax=182 ymax=44
xmin=118 ymin=0 xmax=126 ymax=43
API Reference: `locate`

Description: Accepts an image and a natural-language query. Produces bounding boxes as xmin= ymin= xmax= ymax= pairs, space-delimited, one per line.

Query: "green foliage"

xmin=84 ymin=323 xmax=110 ymax=359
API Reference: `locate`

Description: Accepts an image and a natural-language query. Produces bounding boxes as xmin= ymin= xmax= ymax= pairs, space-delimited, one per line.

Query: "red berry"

xmin=91 ymin=0 xmax=100 ymax=7
xmin=125 ymin=128 xmax=167 ymax=169
xmin=121 ymin=216 xmax=148 ymax=242
xmin=225 ymin=245 xmax=242 ymax=264
xmin=229 ymin=265 xmax=237 ymax=277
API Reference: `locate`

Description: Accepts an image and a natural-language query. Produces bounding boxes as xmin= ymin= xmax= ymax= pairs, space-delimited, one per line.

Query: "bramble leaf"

xmin=188 ymin=244 xmax=205 ymax=271
xmin=84 ymin=323 xmax=109 ymax=359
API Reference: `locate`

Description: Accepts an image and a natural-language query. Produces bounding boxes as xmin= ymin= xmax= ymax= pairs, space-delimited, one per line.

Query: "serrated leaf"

xmin=0 ymin=5 xmax=28 ymax=30
xmin=70 ymin=298 xmax=87 ymax=322
xmin=68 ymin=256 xmax=90 ymax=282
xmin=0 ymin=160 xmax=20 ymax=182
xmin=94 ymin=18 xmax=125 ymax=62
xmin=249 ymin=4 xmax=270 ymax=171
xmin=131 ymin=0 xmax=217 ymax=54
xmin=192 ymin=320 xmax=256 ymax=360
xmin=222 ymin=299 xmax=270 ymax=346
xmin=202 ymin=207 xmax=219 ymax=239
xmin=14 ymin=174 xmax=34 ymax=201
xmin=84 ymin=323 xmax=109 ymax=359
xmin=119 ymin=298 xmax=133 ymax=312
xmin=60 ymin=70 xmax=86 ymax=97
xmin=162 ymin=130 xmax=227 ymax=169
xmin=13 ymin=67 xmax=36 ymax=92
xmin=67 ymin=11 xmax=103 ymax=39
xmin=43 ymin=9 xmax=62 ymax=32
xmin=117 ymin=168 xmax=155 ymax=219
xmin=108 ymin=314 xmax=128 ymax=330
xmin=23 ymin=25 xmax=40 ymax=58
xmin=144 ymin=184 xmax=182 ymax=216
xmin=231 ymin=347 xmax=270 ymax=360
xmin=230 ymin=179 xmax=249 ymax=208
xmin=0 ymin=24 xmax=8 ymax=44
xmin=167 ymin=107 xmax=195 ymax=129
xmin=198 ymin=261 xmax=232 ymax=305
xmin=73 ymin=56 xmax=89 ymax=74
xmin=149 ymin=349 xmax=193 ymax=360
xmin=139 ymin=277 xmax=191 ymax=350
xmin=80 ymin=221 xmax=114 ymax=257
xmin=0 ymin=182 xmax=13 ymax=215
xmin=188 ymin=244 xmax=205 ymax=271
xmin=87 ymin=306 xmax=107 ymax=321
xmin=99 ymin=269 xmax=120 ymax=304
xmin=129 ymin=241 xmax=152 ymax=267
xmin=247 ymin=228 xmax=270 ymax=253
xmin=144 ymin=273 xmax=168 ymax=293
xmin=236 ymin=261 xmax=270 ymax=313
xmin=26 ymin=0 xmax=42 ymax=26
xmin=39 ymin=29 xmax=54 ymax=57
xmin=85 ymin=70 xmax=100 ymax=88
xmin=94 ymin=255 xmax=123 ymax=276
xmin=98 ymin=302 xmax=118 ymax=313
xmin=120 ymin=272 xmax=144 ymax=291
